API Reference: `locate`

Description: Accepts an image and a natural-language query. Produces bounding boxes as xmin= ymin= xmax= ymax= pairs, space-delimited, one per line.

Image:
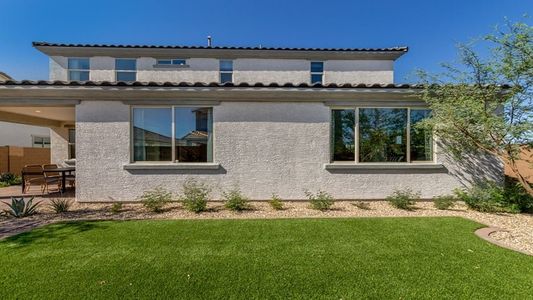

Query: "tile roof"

xmin=32 ymin=42 xmax=408 ymax=53
xmin=0 ymin=80 xmax=426 ymax=89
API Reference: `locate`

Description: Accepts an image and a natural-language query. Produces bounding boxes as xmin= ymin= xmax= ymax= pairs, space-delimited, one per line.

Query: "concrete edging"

xmin=474 ymin=227 xmax=532 ymax=256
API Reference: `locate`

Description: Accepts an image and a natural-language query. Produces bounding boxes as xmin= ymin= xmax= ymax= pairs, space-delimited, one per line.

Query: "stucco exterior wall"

xmin=75 ymin=100 xmax=502 ymax=202
xmin=50 ymin=56 xmax=394 ymax=84
xmin=324 ymin=60 xmax=393 ymax=84
xmin=50 ymin=127 xmax=69 ymax=165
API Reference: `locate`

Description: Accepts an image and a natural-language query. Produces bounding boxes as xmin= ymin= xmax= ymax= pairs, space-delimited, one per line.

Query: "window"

xmin=331 ymin=110 xmax=355 ymax=161
xmin=219 ymin=60 xmax=233 ymax=83
xmin=115 ymin=59 xmax=137 ymax=81
xmin=68 ymin=58 xmax=90 ymax=81
xmin=68 ymin=129 xmax=76 ymax=159
xmin=359 ymin=108 xmax=408 ymax=162
xmin=32 ymin=136 xmax=50 ymax=148
xmin=330 ymin=107 xmax=433 ymax=163
xmin=175 ymin=108 xmax=213 ymax=162
xmin=310 ymin=61 xmax=324 ymax=84
xmin=132 ymin=107 xmax=213 ymax=163
xmin=156 ymin=59 xmax=187 ymax=66
xmin=410 ymin=109 xmax=433 ymax=161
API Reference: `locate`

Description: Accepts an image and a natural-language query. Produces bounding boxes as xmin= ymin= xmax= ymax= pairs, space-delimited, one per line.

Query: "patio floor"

xmin=0 ymin=185 xmax=74 ymax=200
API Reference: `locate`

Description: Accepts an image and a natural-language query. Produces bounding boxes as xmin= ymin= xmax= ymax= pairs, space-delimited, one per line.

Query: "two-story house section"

xmin=0 ymin=42 xmax=503 ymax=202
xmin=35 ymin=42 xmax=405 ymax=84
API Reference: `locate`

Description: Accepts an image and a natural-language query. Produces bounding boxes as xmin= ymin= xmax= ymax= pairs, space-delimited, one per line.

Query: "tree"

xmin=417 ymin=20 xmax=533 ymax=196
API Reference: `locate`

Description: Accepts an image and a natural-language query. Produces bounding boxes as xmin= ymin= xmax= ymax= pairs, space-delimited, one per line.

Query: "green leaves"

xmin=2 ymin=197 xmax=40 ymax=218
xmin=417 ymin=19 xmax=533 ymax=196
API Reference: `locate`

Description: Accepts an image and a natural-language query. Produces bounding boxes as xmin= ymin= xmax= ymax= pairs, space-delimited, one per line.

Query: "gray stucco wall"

xmin=50 ymin=56 xmax=393 ymax=84
xmin=75 ymin=100 xmax=502 ymax=202
xmin=50 ymin=127 xmax=69 ymax=164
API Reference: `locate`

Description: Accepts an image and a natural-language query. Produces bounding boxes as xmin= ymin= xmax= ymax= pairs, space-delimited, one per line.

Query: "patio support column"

xmin=50 ymin=127 xmax=69 ymax=165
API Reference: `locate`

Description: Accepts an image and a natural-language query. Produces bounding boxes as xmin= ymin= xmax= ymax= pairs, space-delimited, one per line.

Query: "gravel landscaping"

xmin=1 ymin=199 xmax=532 ymax=255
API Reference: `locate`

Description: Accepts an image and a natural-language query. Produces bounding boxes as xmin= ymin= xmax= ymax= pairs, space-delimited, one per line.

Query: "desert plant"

xmin=305 ymin=190 xmax=335 ymax=211
xmin=139 ymin=186 xmax=173 ymax=213
xmin=223 ymin=186 xmax=250 ymax=211
xmin=2 ymin=197 xmax=40 ymax=218
xmin=433 ymin=195 xmax=456 ymax=210
xmin=387 ymin=188 xmax=420 ymax=210
xmin=351 ymin=201 xmax=371 ymax=210
xmin=454 ymin=180 xmax=526 ymax=213
xmin=110 ymin=203 xmax=123 ymax=214
xmin=268 ymin=194 xmax=284 ymax=210
xmin=179 ymin=179 xmax=211 ymax=213
xmin=49 ymin=198 xmax=72 ymax=213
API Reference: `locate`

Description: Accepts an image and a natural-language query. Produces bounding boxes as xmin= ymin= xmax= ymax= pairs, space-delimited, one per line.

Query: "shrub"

xmin=179 ymin=179 xmax=211 ymax=213
xmin=454 ymin=180 xmax=529 ymax=213
xmin=223 ymin=186 xmax=250 ymax=211
xmin=433 ymin=195 xmax=456 ymax=210
xmin=305 ymin=190 xmax=335 ymax=211
xmin=139 ymin=186 xmax=173 ymax=213
xmin=351 ymin=201 xmax=371 ymax=210
xmin=2 ymin=197 xmax=40 ymax=218
xmin=49 ymin=198 xmax=72 ymax=213
xmin=110 ymin=203 xmax=123 ymax=214
xmin=268 ymin=194 xmax=284 ymax=210
xmin=387 ymin=188 xmax=420 ymax=210
xmin=0 ymin=172 xmax=22 ymax=187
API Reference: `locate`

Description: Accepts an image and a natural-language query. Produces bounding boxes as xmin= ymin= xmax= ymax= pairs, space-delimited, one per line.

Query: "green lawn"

xmin=0 ymin=217 xmax=532 ymax=299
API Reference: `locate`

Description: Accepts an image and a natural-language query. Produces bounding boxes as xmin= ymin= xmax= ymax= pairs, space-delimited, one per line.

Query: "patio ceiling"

xmin=0 ymin=106 xmax=75 ymax=127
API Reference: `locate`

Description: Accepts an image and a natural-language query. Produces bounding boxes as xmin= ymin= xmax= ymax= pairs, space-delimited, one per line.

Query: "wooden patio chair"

xmin=22 ymin=165 xmax=46 ymax=194
xmin=42 ymin=164 xmax=62 ymax=194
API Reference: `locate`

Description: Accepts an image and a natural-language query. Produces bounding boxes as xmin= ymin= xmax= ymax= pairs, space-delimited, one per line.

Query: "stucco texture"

xmin=75 ymin=101 xmax=502 ymax=202
xmin=51 ymin=56 xmax=393 ymax=84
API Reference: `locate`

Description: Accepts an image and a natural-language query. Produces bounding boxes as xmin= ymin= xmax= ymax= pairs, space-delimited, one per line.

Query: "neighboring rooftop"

xmin=0 ymin=72 xmax=12 ymax=81
xmin=33 ymin=42 xmax=408 ymax=60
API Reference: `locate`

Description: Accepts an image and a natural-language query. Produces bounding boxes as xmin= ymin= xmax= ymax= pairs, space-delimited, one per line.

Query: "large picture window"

xmin=132 ymin=107 xmax=213 ymax=163
xmin=359 ymin=108 xmax=407 ymax=162
xmin=331 ymin=107 xmax=433 ymax=163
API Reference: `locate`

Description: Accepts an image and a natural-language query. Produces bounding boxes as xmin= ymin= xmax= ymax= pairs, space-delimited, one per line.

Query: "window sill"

xmin=152 ymin=64 xmax=190 ymax=69
xmin=124 ymin=162 xmax=220 ymax=170
xmin=324 ymin=163 xmax=445 ymax=170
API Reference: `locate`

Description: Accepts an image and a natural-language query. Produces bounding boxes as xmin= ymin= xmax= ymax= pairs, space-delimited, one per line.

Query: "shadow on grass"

xmin=1 ymin=221 xmax=107 ymax=248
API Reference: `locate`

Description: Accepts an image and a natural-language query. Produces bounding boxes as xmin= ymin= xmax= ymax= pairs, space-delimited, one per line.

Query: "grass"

xmin=0 ymin=217 xmax=532 ymax=299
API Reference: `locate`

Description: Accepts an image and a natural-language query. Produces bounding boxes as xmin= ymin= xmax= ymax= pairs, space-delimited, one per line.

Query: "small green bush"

xmin=305 ymin=190 xmax=335 ymax=211
xmin=223 ymin=186 xmax=250 ymax=211
xmin=268 ymin=194 xmax=284 ymax=210
xmin=351 ymin=201 xmax=371 ymax=210
xmin=387 ymin=188 xmax=420 ymax=210
xmin=2 ymin=197 xmax=40 ymax=218
xmin=0 ymin=172 xmax=22 ymax=187
xmin=454 ymin=180 xmax=529 ymax=213
xmin=110 ymin=203 xmax=123 ymax=214
xmin=180 ymin=179 xmax=211 ymax=213
xmin=433 ymin=195 xmax=456 ymax=210
xmin=49 ymin=198 xmax=72 ymax=213
xmin=139 ymin=186 xmax=173 ymax=213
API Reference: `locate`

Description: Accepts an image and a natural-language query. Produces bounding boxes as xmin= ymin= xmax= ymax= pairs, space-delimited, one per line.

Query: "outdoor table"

xmin=21 ymin=166 xmax=75 ymax=194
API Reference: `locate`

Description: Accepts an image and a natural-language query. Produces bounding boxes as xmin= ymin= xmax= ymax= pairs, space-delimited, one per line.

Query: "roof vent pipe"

xmin=207 ymin=36 xmax=212 ymax=47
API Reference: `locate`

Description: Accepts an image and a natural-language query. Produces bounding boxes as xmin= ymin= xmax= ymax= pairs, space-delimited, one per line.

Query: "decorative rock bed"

xmin=1 ymin=200 xmax=532 ymax=255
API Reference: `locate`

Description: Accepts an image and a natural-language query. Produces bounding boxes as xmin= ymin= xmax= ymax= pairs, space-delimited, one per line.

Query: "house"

xmin=0 ymin=42 xmax=502 ymax=201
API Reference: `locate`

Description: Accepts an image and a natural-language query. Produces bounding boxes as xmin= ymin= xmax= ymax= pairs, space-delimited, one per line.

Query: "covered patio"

xmin=0 ymin=98 xmax=76 ymax=198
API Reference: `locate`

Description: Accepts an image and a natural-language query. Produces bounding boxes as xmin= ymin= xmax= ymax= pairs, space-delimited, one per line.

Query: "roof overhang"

xmin=33 ymin=43 xmax=408 ymax=61
xmin=0 ymin=81 xmax=424 ymax=106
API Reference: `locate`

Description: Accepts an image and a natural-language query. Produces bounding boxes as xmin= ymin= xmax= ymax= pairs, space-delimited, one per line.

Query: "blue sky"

xmin=0 ymin=0 xmax=530 ymax=82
